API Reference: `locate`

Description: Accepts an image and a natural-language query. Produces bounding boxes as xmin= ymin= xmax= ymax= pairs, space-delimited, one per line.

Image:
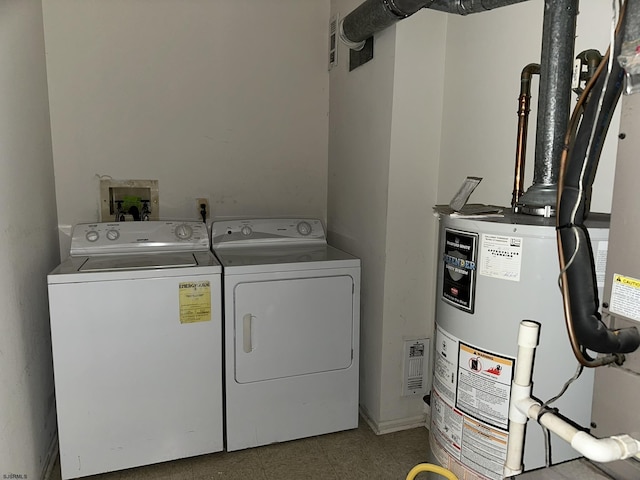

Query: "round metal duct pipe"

xmin=516 ymin=0 xmax=578 ymax=216
xmin=340 ymin=0 xmax=532 ymax=47
xmin=340 ymin=0 xmax=435 ymax=48
xmin=427 ymin=0 xmax=532 ymax=15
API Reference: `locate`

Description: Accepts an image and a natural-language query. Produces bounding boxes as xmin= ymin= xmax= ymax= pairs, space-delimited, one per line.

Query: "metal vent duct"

xmin=516 ymin=0 xmax=578 ymax=216
xmin=340 ymin=0 xmax=578 ymax=217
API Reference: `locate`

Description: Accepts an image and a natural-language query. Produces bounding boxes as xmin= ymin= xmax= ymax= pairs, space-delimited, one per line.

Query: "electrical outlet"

xmin=196 ymin=197 xmax=210 ymax=220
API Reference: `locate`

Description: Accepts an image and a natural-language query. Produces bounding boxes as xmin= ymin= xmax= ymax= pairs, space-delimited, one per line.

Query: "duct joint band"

xmin=339 ymin=18 xmax=366 ymax=51
xmin=384 ymin=0 xmax=413 ymax=17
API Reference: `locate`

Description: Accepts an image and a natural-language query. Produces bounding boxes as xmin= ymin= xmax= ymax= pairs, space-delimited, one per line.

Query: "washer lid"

xmin=79 ymin=252 xmax=198 ymax=272
xmin=48 ymin=251 xmax=221 ymax=283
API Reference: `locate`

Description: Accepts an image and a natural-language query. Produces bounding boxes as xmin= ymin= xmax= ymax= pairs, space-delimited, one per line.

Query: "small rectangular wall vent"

xmin=328 ymin=14 xmax=338 ymax=70
xmin=402 ymin=338 xmax=430 ymax=397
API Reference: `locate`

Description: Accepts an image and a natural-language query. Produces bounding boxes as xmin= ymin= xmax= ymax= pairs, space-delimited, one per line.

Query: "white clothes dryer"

xmin=211 ymin=218 xmax=360 ymax=451
xmin=48 ymin=221 xmax=223 ymax=479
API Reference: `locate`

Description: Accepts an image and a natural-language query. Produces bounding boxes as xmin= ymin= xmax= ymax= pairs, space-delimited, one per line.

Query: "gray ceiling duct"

xmin=340 ymin=0 xmax=531 ymax=48
xmin=340 ymin=0 xmax=579 ymax=217
xmin=340 ymin=0 xmax=436 ymax=49
xmin=428 ymin=0 xmax=533 ymax=14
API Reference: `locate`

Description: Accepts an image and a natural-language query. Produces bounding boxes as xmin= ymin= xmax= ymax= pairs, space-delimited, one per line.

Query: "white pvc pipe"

xmin=520 ymin=402 xmax=640 ymax=462
xmin=504 ymin=320 xmax=540 ymax=476
xmin=506 ymin=319 xmax=640 ymax=473
xmin=504 ymin=422 xmax=526 ymax=477
xmin=513 ymin=320 xmax=540 ymax=384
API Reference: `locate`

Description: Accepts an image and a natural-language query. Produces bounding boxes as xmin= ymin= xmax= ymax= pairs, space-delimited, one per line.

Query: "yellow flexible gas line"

xmin=405 ymin=463 xmax=458 ymax=480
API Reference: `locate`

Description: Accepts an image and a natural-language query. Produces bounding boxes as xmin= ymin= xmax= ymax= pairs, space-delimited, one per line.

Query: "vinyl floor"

xmin=49 ymin=418 xmax=431 ymax=480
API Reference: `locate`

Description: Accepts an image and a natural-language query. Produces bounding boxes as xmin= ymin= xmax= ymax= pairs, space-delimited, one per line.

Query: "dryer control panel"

xmin=211 ymin=218 xmax=326 ymax=248
xmin=70 ymin=221 xmax=210 ymax=256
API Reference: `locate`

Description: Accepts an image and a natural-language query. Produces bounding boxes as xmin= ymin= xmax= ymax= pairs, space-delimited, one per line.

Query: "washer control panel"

xmin=211 ymin=218 xmax=325 ymax=248
xmin=70 ymin=221 xmax=209 ymax=256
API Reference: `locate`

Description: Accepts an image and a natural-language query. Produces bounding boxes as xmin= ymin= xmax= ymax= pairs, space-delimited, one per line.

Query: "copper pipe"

xmin=511 ymin=63 xmax=540 ymax=208
xmin=555 ymin=2 xmax=626 ymax=368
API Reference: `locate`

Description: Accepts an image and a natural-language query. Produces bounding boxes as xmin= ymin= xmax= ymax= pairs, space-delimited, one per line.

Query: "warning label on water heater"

xmin=457 ymin=343 xmax=514 ymax=430
xmin=430 ymin=326 xmax=514 ymax=480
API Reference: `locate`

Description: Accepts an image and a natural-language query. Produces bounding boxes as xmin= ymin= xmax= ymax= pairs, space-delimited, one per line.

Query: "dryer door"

xmin=233 ymin=275 xmax=354 ymax=383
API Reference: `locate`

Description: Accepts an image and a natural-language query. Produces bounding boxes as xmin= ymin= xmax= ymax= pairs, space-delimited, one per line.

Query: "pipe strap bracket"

xmin=556 ymin=223 xmax=575 ymax=231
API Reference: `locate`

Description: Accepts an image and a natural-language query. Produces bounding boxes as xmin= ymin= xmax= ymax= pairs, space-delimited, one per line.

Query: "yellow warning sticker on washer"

xmin=610 ymin=274 xmax=640 ymax=322
xmin=179 ymin=281 xmax=211 ymax=323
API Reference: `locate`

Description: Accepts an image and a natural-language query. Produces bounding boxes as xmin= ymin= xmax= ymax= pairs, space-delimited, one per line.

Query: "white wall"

xmin=0 ymin=1 xmax=59 ymax=479
xmin=42 ymin=0 xmax=330 ymax=256
xmin=438 ymin=0 xmax=620 ymax=212
xmin=329 ymin=1 xmax=447 ymax=430
xmin=380 ymin=10 xmax=447 ymax=427
xmin=328 ymin=0 xmax=396 ymax=426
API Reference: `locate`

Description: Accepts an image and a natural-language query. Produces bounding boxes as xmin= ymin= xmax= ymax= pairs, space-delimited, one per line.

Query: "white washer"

xmin=47 ymin=221 xmax=223 ymax=479
xmin=211 ymin=218 xmax=360 ymax=451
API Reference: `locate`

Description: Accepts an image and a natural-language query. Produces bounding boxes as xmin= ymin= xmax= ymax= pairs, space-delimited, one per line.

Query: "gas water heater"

xmin=429 ymin=212 xmax=610 ymax=479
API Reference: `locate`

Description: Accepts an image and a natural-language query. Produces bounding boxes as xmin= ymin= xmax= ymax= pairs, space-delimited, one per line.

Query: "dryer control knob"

xmin=241 ymin=226 xmax=253 ymax=237
xmin=297 ymin=221 xmax=312 ymax=236
xmin=86 ymin=230 xmax=99 ymax=242
xmin=106 ymin=229 xmax=120 ymax=241
xmin=175 ymin=224 xmax=193 ymax=240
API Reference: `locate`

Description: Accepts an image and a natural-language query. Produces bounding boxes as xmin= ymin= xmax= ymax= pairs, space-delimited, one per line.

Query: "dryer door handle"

xmin=243 ymin=314 xmax=254 ymax=353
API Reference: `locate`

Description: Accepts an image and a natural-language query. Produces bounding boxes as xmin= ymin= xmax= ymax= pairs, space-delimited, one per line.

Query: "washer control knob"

xmin=241 ymin=225 xmax=253 ymax=237
xmin=86 ymin=230 xmax=99 ymax=242
xmin=106 ymin=229 xmax=120 ymax=241
xmin=297 ymin=221 xmax=312 ymax=236
xmin=175 ymin=224 xmax=193 ymax=240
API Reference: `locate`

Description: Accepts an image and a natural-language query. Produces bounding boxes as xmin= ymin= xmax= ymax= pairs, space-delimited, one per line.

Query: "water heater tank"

xmin=429 ymin=212 xmax=610 ymax=479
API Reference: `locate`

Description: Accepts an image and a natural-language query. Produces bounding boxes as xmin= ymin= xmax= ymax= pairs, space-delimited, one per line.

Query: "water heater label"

xmin=610 ymin=273 xmax=640 ymax=322
xmin=594 ymin=241 xmax=608 ymax=287
xmin=442 ymin=229 xmax=478 ymax=313
xmin=456 ymin=343 xmax=514 ymax=431
xmin=479 ymin=234 xmax=523 ymax=282
xmin=431 ymin=325 xmax=514 ymax=480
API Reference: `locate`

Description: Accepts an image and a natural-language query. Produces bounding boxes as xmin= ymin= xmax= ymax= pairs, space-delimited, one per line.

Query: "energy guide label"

xmin=430 ymin=325 xmax=514 ymax=480
xmin=179 ymin=281 xmax=212 ymax=324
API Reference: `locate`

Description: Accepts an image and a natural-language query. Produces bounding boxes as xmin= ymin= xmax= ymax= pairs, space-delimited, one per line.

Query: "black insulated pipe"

xmin=341 ymin=0 xmax=435 ymax=45
xmin=558 ymin=14 xmax=640 ymax=355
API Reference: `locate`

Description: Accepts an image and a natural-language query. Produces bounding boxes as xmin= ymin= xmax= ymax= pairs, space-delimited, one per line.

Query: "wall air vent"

xmin=402 ymin=338 xmax=430 ymax=397
xmin=329 ymin=14 xmax=339 ymax=70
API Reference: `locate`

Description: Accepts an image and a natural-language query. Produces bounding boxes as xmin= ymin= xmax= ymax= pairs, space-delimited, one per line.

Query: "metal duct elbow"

xmin=428 ymin=0 xmax=530 ymax=15
xmin=341 ymin=0 xmax=435 ymax=47
xmin=340 ymin=0 xmax=531 ymax=48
